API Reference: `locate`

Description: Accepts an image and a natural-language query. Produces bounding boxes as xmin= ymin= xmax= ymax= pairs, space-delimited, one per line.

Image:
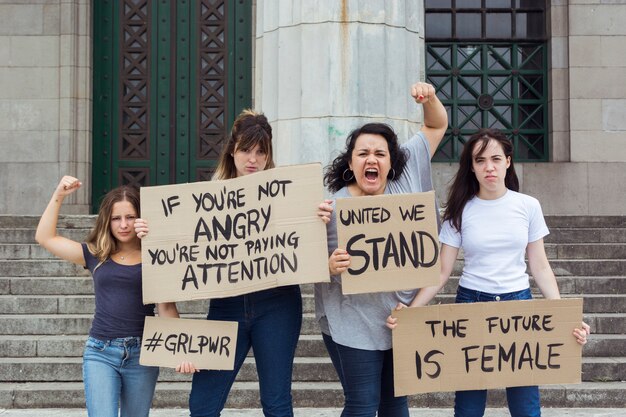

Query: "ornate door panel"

xmin=424 ymin=1 xmax=548 ymax=162
xmin=92 ymin=0 xmax=251 ymax=211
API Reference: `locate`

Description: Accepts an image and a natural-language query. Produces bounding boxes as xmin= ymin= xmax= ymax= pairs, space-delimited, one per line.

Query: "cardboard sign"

xmin=140 ymin=316 xmax=238 ymax=370
xmin=336 ymin=191 xmax=440 ymax=294
xmin=392 ymin=298 xmax=583 ymax=395
xmin=140 ymin=163 xmax=329 ymax=303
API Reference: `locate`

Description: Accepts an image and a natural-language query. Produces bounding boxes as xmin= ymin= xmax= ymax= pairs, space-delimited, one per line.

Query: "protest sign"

xmin=336 ymin=191 xmax=440 ymax=294
xmin=392 ymin=298 xmax=583 ymax=395
xmin=140 ymin=163 xmax=329 ymax=303
xmin=140 ymin=316 xmax=238 ymax=370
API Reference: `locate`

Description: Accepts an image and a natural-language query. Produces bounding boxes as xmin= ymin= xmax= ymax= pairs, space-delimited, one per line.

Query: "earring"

xmin=389 ymin=168 xmax=396 ymax=181
xmin=342 ymin=169 xmax=354 ymax=181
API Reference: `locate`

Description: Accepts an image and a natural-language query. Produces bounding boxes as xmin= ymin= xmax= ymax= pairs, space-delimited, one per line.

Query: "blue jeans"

xmin=83 ymin=336 xmax=159 ymax=417
xmin=322 ymin=333 xmax=409 ymax=417
xmin=454 ymin=286 xmax=541 ymax=417
xmin=189 ymin=285 xmax=302 ymax=417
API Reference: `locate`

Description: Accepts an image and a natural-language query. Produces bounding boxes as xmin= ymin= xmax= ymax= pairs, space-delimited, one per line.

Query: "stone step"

xmin=0 ymin=244 xmax=56 ymax=260
xmin=547 ymin=259 xmax=626 ymax=277
xmin=545 ymin=228 xmax=626 ymax=244
xmin=3 ymin=276 xmax=624 ymax=300
xmin=0 ymin=261 xmax=89 ymax=278
xmin=3 ymin=242 xmax=625 ymax=261
xmin=544 ymin=216 xmax=626 ymax=228
xmin=547 ymin=243 xmax=626 ymax=260
xmin=2 ymin=257 xmax=624 ymax=279
xmin=0 ymin=229 xmax=89 ymax=244
xmin=0 ymin=215 xmax=95 ymax=229
xmin=0 ymin=356 xmax=622 ymax=384
xmin=2 ymin=293 xmax=625 ymax=315
xmin=1 ymin=332 xmax=622 ymax=359
xmin=0 ymin=334 xmax=332 ymax=359
xmin=0 ymin=381 xmax=624 ymax=408
xmin=427 ymin=294 xmax=626 ymax=314
xmin=0 ymin=312 xmax=623 ymax=336
xmin=0 ymin=214 xmax=623 ymax=230
xmin=0 ymin=277 xmax=94 ymax=296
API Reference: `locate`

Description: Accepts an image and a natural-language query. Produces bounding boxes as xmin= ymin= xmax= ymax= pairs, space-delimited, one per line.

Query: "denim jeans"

xmin=82 ymin=336 xmax=159 ymax=417
xmin=454 ymin=286 xmax=541 ymax=417
xmin=322 ymin=333 xmax=409 ymax=417
xmin=189 ymin=285 xmax=302 ymax=417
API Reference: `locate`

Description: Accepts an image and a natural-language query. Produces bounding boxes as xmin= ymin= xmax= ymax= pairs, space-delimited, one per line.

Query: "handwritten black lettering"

xmin=148 ymin=244 xmax=200 ymax=265
xmin=258 ymin=180 xmax=292 ymax=200
xmin=345 ymin=231 xmax=439 ymax=275
xmin=161 ymin=196 xmax=181 ymax=217
xmin=192 ymin=187 xmax=246 ymax=213
xmin=338 ymin=207 xmax=391 ymax=226
xmin=205 ymin=243 xmax=238 ymax=261
xmin=486 ymin=314 xmax=555 ymax=334
xmin=162 ymin=333 xmax=231 ymax=357
xmin=425 ymin=319 xmax=468 ymax=338
xmin=415 ymin=349 xmax=444 ymax=379
xmin=193 ymin=206 xmax=272 ymax=243
xmin=244 ymin=231 xmax=300 ymax=255
xmin=398 ymin=204 xmax=425 ymax=222
xmin=462 ymin=342 xmax=564 ymax=374
xmin=181 ymin=252 xmax=298 ymax=290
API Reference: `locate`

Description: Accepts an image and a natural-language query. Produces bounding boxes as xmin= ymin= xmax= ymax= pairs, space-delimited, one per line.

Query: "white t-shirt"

xmin=439 ymin=189 xmax=549 ymax=294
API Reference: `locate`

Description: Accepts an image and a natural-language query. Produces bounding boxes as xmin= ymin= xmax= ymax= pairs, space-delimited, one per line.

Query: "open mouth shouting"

xmin=365 ymin=168 xmax=379 ymax=182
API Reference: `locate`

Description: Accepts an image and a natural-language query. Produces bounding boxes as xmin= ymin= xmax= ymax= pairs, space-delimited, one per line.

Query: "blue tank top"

xmin=82 ymin=244 xmax=155 ymax=340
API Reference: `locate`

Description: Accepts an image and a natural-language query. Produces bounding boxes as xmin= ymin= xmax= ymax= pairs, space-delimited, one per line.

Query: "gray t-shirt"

xmin=314 ymin=131 xmax=436 ymax=350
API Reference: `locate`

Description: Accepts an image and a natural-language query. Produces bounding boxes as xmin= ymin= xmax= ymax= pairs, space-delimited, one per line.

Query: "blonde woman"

xmin=36 ymin=177 xmax=179 ymax=417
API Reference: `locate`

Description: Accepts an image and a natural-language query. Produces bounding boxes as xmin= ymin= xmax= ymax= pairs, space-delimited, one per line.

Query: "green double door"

xmin=92 ymin=0 xmax=252 ymax=211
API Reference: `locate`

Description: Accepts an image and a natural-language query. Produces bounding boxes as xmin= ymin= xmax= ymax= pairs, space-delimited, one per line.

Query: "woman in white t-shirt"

xmin=387 ymin=128 xmax=590 ymax=417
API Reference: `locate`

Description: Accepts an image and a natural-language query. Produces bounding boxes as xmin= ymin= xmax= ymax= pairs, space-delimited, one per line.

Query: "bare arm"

xmin=527 ymin=239 xmax=560 ymax=299
xmin=156 ymin=302 xmax=180 ymax=318
xmin=527 ymin=239 xmax=589 ymax=345
xmin=387 ymin=244 xmax=458 ymax=329
xmin=409 ymin=243 xmax=458 ymax=307
xmin=35 ymin=176 xmax=85 ymax=266
xmin=412 ymin=82 xmax=448 ymax=158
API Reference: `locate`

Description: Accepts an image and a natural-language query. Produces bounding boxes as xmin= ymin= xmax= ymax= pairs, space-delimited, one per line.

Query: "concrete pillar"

xmin=0 ymin=0 xmax=91 ymax=214
xmin=255 ymin=0 xmax=425 ymax=168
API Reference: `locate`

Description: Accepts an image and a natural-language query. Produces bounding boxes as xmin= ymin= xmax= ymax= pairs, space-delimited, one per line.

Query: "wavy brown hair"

xmin=443 ymin=128 xmax=519 ymax=232
xmin=86 ymin=186 xmax=140 ymax=262
xmin=213 ymin=109 xmax=274 ymax=180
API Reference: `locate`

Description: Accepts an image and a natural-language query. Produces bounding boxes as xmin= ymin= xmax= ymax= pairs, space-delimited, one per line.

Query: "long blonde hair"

xmin=212 ymin=109 xmax=274 ymax=180
xmin=86 ymin=186 xmax=140 ymax=262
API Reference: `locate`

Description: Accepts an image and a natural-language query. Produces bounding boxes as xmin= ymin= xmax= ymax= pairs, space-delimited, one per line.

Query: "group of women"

xmin=36 ymin=82 xmax=590 ymax=417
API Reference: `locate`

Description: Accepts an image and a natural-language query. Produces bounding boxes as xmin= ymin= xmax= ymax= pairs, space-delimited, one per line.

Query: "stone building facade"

xmin=0 ymin=0 xmax=624 ymax=215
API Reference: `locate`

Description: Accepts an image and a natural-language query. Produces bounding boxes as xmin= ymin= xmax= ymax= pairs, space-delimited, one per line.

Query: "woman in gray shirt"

xmin=315 ymin=81 xmax=448 ymax=416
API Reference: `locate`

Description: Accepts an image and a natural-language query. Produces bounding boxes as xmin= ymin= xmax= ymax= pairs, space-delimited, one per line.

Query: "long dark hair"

xmin=213 ymin=109 xmax=274 ymax=180
xmin=443 ymin=128 xmax=519 ymax=232
xmin=324 ymin=123 xmax=408 ymax=193
xmin=86 ymin=185 xmax=140 ymax=262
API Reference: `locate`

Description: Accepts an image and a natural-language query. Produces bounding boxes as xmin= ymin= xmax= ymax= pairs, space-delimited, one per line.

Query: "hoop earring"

xmin=389 ymin=168 xmax=396 ymax=181
xmin=342 ymin=169 xmax=354 ymax=182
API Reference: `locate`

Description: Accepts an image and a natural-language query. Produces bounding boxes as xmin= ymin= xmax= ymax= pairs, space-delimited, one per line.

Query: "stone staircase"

xmin=0 ymin=215 xmax=624 ymax=409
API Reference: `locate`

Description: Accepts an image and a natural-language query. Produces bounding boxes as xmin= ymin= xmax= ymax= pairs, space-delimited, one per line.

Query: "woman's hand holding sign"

xmin=329 ymin=248 xmax=350 ymax=276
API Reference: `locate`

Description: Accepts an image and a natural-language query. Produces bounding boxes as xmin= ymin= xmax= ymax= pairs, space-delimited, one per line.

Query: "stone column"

xmin=255 ymin=0 xmax=424 ymax=168
xmin=0 ymin=0 xmax=91 ymax=214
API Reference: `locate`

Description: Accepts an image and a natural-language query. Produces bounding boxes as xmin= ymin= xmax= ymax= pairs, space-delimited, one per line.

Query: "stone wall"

xmin=431 ymin=1 xmax=626 ymax=215
xmin=0 ymin=0 xmax=91 ymax=214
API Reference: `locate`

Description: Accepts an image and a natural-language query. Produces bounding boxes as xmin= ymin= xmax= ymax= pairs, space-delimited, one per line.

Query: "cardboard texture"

xmin=392 ymin=298 xmax=583 ymax=395
xmin=139 ymin=316 xmax=238 ymax=370
xmin=336 ymin=191 xmax=440 ymax=294
xmin=140 ymin=163 xmax=329 ymax=303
